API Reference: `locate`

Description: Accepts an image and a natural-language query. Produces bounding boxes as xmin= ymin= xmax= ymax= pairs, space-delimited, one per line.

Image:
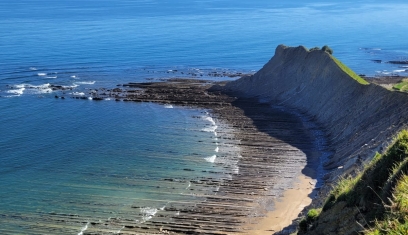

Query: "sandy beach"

xmin=245 ymin=173 xmax=316 ymax=234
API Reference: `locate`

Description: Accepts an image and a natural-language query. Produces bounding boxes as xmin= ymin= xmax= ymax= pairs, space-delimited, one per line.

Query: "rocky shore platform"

xmin=62 ymin=79 xmax=325 ymax=234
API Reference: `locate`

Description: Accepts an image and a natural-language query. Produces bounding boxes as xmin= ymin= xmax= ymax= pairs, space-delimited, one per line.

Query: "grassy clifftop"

xmin=331 ymin=56 xmax=369 ymax=85
xmin=300 ymin=130 xmax=408 ymax=234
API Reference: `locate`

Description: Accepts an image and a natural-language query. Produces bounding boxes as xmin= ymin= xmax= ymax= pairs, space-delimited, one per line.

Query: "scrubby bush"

xmin=299 ymin=208 xmax=322 ymax=232
xmin=322 ymin=45 xmax=333 ymax=55
xmin=309 ymin=47 xmax=320 ymax=51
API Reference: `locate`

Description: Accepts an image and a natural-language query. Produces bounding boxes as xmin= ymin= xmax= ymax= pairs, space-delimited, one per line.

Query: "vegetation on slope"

xmin=299 ymin=130 xmax=408 ymax=234
xmin=331 ymin=56 xmax=369 ymax=85
xmin=393 ymin=78 xmax=408 ymax=92
xmin=306 ymin=45 xmax=369 ymax=85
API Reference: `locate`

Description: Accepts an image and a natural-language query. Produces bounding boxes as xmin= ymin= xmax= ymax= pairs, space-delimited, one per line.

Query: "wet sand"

xmin=64 ymin=79 xmax=326 ymax=234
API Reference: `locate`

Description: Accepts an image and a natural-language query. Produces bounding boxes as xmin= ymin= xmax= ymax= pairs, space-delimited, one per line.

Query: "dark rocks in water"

xmin=388 ymin=60 xmax=408 ymax=65
xmin=372 ymin=59 xmax=382 ymax=63
xmin=92 ymin=97 xmax=104 ymax=101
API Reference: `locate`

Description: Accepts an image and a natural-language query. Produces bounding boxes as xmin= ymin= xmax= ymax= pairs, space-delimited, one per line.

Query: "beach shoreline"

xmin=60 ymin=78 xmax=327 ymax=234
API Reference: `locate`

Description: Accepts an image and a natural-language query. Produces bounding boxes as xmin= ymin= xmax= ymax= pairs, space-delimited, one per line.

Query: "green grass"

xmin=366 ymin=174 xmax=408 ymax=235
xmin=323 ymin=131 xmax=408 ymax=214
xmin=311 ymin=130 xmax=408 ymax=234
xmin=299 ymin=130 xmax=408 ymax=234
xmin=299 ymin=208 xmax=322 ymax=232
xmin=393 ymin=79 xmax=408 ymax=92
xmin=331 ymin=56 xmax=369 ymax=85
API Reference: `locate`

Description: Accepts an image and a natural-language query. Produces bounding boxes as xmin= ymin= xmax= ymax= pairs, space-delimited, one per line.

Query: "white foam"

xmin=164 ymin=104 xmax=173 ymax=109
xmin=71 ymin=75 xmax=77 ymax=78
xmin=215 ymin=147 xmax=219 ymax=152
xmin=205 ymin=155 xmax=217 ymax=163
xmin=72 ymin=92 xmax=85 ymax=96
xmin=45 ymin=76 xmax=57 ymax=79
xmin=38 ymin=88 xmax=53 ymax=94
xmin=87 ymin=97 xmax=92 ymax=100
xmin=36 ymin=83 xmax=51 ymax=89
xmin=37 ymin=73 xmax=47 ymax=76
xmin=159 ymin=206 xmax=166 ymax=211
xmin=141 ymin=207 xmax=158 ymax=222
xmin=186 ymin=181 xmax=191 ymax=190
xmin=78 ymin=222 xmax=90 ymax=235
xmin=6 ymin=88 xmax=25 ymax=96
xmin=29 ymin=67 xmax=37 ymax=71
xmin=393 ymin=69 xmax=407 ymax=73
xmin=74 ymin=81 xmax=96 ymax=85
xmin=63 ymin=84 xmax=79 ymax=89
xmin=115 ymin=226 xmax=125 ymax=234
xmin=11 ymin=83 xmax=53 ymax=95
xmin=202 ymin=126 xmax=218 ymax=132
xmin=203 ymin=116 xmax=216 ymax=125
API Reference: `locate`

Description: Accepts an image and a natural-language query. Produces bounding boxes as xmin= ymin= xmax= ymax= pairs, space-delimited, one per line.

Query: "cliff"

xmin=224 ymin=45 xmax=408 ymax=183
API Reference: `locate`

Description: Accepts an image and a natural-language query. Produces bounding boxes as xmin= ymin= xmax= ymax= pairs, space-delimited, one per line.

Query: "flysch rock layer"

xmin=222 ymin=44 xmax=408 ymax=203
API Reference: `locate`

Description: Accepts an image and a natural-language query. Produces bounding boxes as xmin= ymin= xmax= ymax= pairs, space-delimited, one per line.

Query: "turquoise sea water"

xmin=1 ymin=0 xmax=408 ymax=234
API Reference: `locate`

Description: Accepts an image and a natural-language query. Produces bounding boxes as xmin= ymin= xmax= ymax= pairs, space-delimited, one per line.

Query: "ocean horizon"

xmin=1 ymin=0 xmax=408 ymax=234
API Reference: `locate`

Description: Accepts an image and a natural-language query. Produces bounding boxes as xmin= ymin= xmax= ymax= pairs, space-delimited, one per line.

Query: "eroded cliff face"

xmin=224 ymin=44 xmax=408 ymax=192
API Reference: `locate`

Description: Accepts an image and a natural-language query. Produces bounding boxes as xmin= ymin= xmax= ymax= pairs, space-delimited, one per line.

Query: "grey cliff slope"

xmin=224 ymin=44 xmax=408 ymax=184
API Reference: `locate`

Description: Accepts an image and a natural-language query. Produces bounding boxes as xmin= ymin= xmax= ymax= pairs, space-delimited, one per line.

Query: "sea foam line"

xmin=141 ymin=207 xmax=158 ymax=222
xmin=78 ymin=222 xmax=90 ymax=235
xmin=74 ymin=81 xmax=96 ymax=85
xmin=6 ymin=87 xmax=25 ymax=96
xmin=205 ymin=155 xmax=217 ymax=163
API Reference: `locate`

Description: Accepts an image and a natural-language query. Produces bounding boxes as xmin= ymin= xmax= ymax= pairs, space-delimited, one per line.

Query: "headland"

xmin=56 ymin=44 xmax=408 ymax=234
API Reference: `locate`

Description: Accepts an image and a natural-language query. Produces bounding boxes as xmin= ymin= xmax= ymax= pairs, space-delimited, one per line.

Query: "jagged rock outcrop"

xmin=223 ymin=44 xmax=408 ymax=192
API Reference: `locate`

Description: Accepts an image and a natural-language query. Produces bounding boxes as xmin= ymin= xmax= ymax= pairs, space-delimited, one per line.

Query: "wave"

xmin=203 ymin=116 xmax=216 ymax=125
xmin=6 ymin=83 xmax=53 ymax=96
xmin=74 ymin=81 xmax=96 ymax=85
xmin=215 ymin=147 xmax=219 ymax=152
xmin=202 ymin=126 xmax=218 ymax=132
xmin=205 ymin=155 xmax=217 ymax=163
xmin=164 ymin=104 xmax=173 ymax=108
xmin=77 ymin=222 xmax=90 ymax=235
xmin=63 ymin=84 xmax=79 ymax=89
xmin=72 ymin=92 xmax=85 ymax=96
xmin=45 ymin=76 xmax=57 ymax=79
xmin=37 ymin=73 xmax=47 ymax=76
xmin=6 ymin=87 xmax=25 ymax=96
xmin=29 ymin=67 xmax=38 ymax=71
xmin=141 ymin=207 xmax=158 ymax=222
xmin=393 ymin=69 xmax=407 ymax=73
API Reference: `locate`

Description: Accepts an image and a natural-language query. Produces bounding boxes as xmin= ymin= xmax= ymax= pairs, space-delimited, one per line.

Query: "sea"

xmin=1 ymin=0 xmax=408 ymax=234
